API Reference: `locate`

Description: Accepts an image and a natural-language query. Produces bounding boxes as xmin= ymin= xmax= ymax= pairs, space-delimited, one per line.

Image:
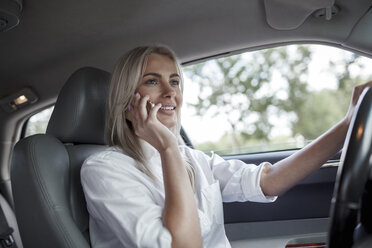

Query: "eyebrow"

xmin=143 ymin=72 xmax=180 ymax=78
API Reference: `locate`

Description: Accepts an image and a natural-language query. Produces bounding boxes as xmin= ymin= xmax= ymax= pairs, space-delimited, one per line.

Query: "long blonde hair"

xmin=106 ymin=45 xmax=195 ymax=187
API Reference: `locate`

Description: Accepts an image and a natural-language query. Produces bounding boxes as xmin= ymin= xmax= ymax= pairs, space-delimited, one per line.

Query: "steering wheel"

xmin=328 ymin=87 xmax=372 ymax=248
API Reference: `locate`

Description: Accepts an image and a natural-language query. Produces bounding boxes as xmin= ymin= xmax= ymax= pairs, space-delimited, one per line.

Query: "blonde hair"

xmin=106 ymin=45 xmax=195 ymax=188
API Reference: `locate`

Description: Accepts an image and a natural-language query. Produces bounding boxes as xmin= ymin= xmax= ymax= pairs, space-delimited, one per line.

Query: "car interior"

xmin=1 ymin=0 xmax=372 ymax=247
xmin=11 ymin=67 xmax=110 ymax=248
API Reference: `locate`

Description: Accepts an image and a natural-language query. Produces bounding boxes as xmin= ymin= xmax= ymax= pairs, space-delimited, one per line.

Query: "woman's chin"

xmin=160 ymin=119 xmax=177 ymax=130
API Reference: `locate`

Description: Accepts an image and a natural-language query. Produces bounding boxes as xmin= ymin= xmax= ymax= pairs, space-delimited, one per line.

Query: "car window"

xmin=181 ymin=44 xmax=372 ymax=156
xmin=24 ymin=106 xmax=54 ymax=137
xmin=22 ymin=45 xmax=372 ymax=155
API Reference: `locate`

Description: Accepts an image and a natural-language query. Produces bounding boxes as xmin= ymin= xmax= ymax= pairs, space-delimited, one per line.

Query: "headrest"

xmin=46 ymin=67 xmax=111 ymax=144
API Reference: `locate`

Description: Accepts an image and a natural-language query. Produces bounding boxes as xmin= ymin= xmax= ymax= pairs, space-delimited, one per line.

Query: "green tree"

xmin=294 ymin=89 xmax=345 ymax=140
xmin=294 ymin=52 xmax=368 ymax=140
xmin=185 ymin=46 xmax=312 ymax=149
xmin=185 ymin=45 xmax=371 ymax=154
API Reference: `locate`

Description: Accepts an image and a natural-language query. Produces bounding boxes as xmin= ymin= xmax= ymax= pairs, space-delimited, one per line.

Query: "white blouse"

xmin=81 ymin=141 xmax=276 ymax=248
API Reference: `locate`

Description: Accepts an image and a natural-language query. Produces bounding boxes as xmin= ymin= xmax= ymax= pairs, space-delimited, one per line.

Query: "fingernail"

xmin=135 ymin=92 xmax=139 ymax=97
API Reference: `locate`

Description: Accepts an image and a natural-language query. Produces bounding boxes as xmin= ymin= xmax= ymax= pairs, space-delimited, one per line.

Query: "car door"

xmin=223 ymin=151 xmax=339 ymax=248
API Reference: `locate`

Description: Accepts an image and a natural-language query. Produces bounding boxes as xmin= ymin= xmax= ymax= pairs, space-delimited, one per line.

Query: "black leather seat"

xmin=10 ymin=67 xmax=110 ymax=248
xmin=0 ymin=193 xmax=23 ymax=247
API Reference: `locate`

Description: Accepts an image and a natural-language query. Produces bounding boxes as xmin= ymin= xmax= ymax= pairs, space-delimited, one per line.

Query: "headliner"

xmin=0 ymin=0 xmax=372 ymax=118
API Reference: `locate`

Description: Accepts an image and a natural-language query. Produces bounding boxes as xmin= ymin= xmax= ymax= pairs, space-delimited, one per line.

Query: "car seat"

xmin=10 ymin=67 xmax=110 ymax=248
xmin=0 ymin=193 xmax=23 ymax=247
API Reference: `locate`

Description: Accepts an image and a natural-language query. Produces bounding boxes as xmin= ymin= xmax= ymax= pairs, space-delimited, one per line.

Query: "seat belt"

xmin=0 ymin=204 xmax=16 ymax=248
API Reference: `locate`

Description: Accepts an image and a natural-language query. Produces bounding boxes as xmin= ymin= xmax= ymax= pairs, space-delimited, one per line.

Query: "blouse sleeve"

xmin=184 ymin=147 xmax=277 ymax=202
xmin=81 ymin=151 xmax=172 ymax=248
xmin=192 ymin=149 xmax=277 ymax=203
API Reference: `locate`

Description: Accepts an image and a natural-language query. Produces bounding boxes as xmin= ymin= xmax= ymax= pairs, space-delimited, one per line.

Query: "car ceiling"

xmin=0 ymin=0 xmax=372 ymax=123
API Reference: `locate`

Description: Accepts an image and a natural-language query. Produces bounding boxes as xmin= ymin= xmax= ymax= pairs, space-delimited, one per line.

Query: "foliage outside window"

xmin=24 ymin=107 xmax=54 ymax=137
xmin=182 ymin=45 xmax=372 ymax=155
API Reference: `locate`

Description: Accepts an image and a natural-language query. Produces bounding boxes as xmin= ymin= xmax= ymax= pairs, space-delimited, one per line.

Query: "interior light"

xmin=13 ymin=95 xmax=28 ymax=105
xmin=0 ymin=88 xmax=38 ymax=113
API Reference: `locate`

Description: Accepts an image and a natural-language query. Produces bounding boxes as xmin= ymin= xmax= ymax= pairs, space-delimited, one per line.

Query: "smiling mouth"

xmin=161 ymin=106 xmax=175 ymax=110
xmin=149 ymin=101 xmax=176 ymax=110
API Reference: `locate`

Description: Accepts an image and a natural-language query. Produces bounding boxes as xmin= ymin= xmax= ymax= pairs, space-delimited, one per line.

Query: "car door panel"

xmin=226 ymin=218 xmax=328 ymax=248
xmin=222 ymin=150 xmax=340 ymax=247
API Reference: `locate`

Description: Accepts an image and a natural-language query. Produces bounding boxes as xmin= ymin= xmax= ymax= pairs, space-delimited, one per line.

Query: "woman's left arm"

xmin=260 ymin=81 xmax=372 ymax=196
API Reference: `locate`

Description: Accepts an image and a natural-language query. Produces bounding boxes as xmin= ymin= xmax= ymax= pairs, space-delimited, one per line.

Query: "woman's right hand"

xmin=129 ymin=93 xmax=178 ymax=152
xmin=344 ymin=81 xmax=372 ymax=126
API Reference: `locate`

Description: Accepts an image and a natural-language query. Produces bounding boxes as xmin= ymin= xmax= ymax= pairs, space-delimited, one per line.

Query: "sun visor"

xmin=264 ymin=0 xmax=335 ymax=30
xmin=0 ymin=0 xmax=22 ymax=32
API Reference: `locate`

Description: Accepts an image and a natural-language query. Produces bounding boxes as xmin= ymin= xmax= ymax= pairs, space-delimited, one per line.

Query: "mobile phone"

xmin=147 ymin=100 xmax=155 ymax=113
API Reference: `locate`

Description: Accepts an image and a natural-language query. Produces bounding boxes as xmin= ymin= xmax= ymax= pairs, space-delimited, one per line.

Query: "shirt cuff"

xmin=241 ymin=162 xmax=277 ymax=203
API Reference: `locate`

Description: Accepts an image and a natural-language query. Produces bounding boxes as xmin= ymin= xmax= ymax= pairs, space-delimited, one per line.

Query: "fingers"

xmin=345 ymin=81 xmax=372 ymax=123
xmin=352 ymin=81 xmax=372 ymax=104
xmin=355 ymin=81 xmax=372 ymax=92
xmin=132 ymin=93 xmax=150 ymax=120
xmin=138 ymin=94 xmax=150 ymax=120
xmin=359 ymin=81 xmax=372 ymax=94
xmin=362 ymin=81 xmax=372 ymax=87
xmin=149 ymin=103 xmax=162 ymax=119
xmin=130 ymin=93 xmax=162 ymax=123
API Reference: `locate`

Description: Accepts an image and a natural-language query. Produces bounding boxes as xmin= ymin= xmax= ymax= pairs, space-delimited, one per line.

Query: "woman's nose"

xmin=162 ymin=83 xmax=176 ymax=98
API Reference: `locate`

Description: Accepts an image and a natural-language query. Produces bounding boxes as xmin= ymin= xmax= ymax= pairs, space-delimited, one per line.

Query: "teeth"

xmin=161 ymin=106 xmax=175 ymax=110
xmin=149 ymin=101 xmax=175 ymax=110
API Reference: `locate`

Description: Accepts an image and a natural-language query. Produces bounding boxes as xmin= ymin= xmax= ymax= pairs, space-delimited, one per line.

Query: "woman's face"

xmin=136 ymin=53 xmax=182 ymax=129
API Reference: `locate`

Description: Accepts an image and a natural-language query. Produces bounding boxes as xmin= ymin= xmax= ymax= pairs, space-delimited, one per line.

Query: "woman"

xmin=81 ymin=45 xmax=372 ymax=248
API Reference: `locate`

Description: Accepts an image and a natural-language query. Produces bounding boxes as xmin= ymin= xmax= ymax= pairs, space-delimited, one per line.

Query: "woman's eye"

xmin=170 ymin=80 xmax=180 ymax=86
xmin=145 ymin=79 xmax=157 ymax=85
